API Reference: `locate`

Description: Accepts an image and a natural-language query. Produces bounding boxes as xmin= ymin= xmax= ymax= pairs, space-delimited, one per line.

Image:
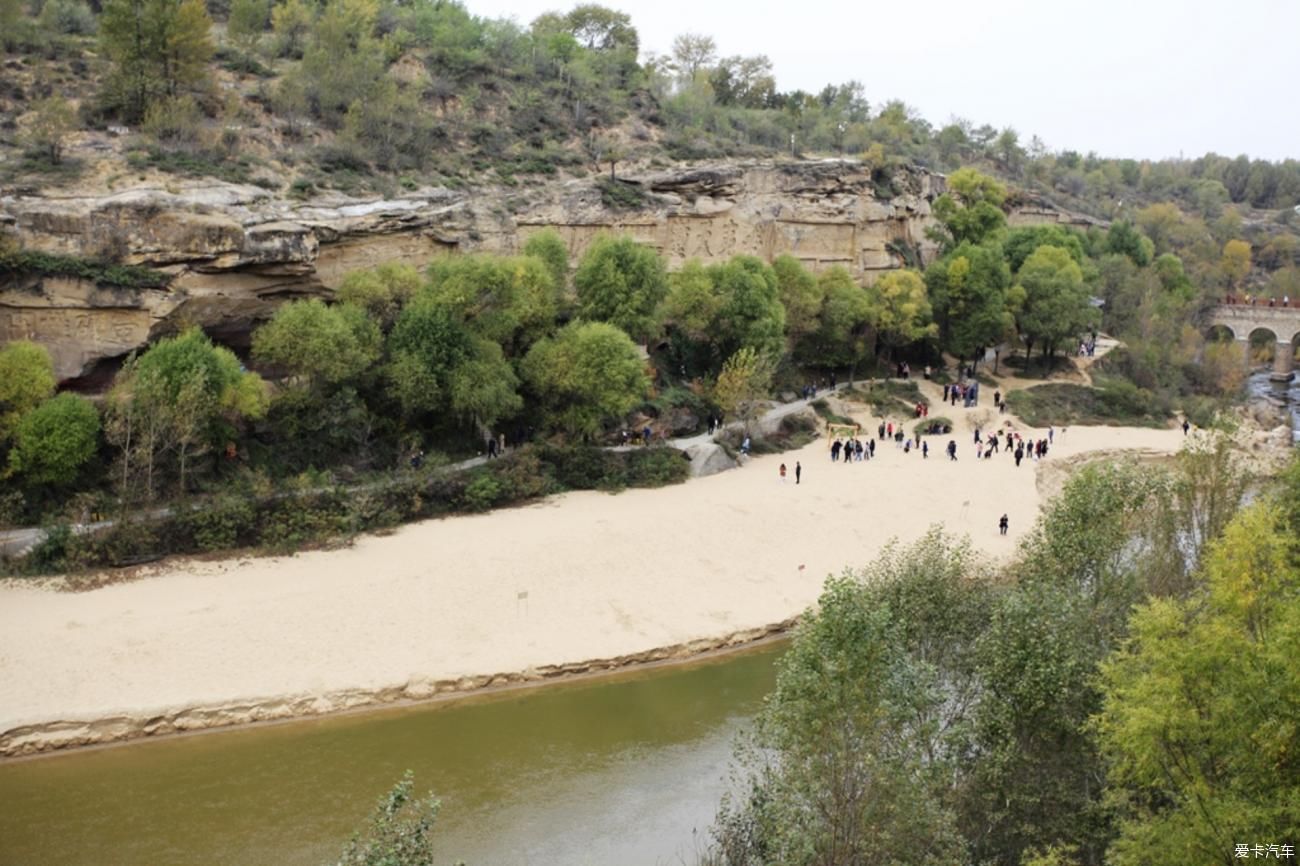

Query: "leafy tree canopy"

xmin=572 ymin=234 xmax=668 ymax=343
xmin=521 ymin=320 xmax=648 ymax=438
xmin=0 ymin=340 xmax=56 ymax=442
xmin=424 ymin=253 xmax=560 ymax=353
xmin=252 ymin=298 xmax=381 ymax=387
xmin=924 ymin=240 xmax=1013 ymax=360
xmin=6 ymin=393 xmax=101 ymax=487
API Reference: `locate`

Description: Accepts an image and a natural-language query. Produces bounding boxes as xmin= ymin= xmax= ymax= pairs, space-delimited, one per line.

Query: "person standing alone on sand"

xmin=795 ymin=461 xmax=802 ymax=484
xmin=947 ymin=439 xmax=957 ymax=461
xmin=780 ymin=463 xmax=787 ymax=483
xmin=999 ymin=514 xmax=1009 ymax=536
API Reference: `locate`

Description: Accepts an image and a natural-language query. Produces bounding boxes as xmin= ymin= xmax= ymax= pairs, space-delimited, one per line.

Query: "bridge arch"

xmin=1203 ymin=302 xmax=1299 ymax=381
xmin=1204 ymin=323 xmax=1236 ymax=343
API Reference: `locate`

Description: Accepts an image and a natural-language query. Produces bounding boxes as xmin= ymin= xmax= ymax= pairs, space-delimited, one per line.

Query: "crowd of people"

xmin=1224 ymin=293 xmax=1293 ymax=307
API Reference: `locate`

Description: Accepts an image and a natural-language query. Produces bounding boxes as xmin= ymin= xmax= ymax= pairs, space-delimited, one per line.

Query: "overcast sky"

xmin=464 ymin=0 xmax=1299 ymax=162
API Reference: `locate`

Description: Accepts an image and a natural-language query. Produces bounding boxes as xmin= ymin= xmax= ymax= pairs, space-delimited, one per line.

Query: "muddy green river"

xmin=0 ymin=643 xmax=783 ymax=866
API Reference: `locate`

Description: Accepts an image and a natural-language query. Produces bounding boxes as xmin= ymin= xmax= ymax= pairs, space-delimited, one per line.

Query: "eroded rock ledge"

xmin=2 ymin=160 xmax=1093 ymax=381
xmin=0 ymin=617 xmax=795 ymax=759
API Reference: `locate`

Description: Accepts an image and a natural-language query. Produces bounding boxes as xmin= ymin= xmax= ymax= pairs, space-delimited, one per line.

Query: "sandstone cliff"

xmin=0 ymin=159 xmax=1084 ymax=382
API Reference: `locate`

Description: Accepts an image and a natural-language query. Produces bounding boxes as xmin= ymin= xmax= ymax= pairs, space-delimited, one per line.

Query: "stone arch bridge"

xmin=1203 ymin=303 xmax=1299 ymax=382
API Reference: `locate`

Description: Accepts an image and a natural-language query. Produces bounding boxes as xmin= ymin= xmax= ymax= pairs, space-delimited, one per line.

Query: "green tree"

xmin=930 ymin=167 xmax=1007 ymax=250
xmin=562 ymin=3 xmax=637 ymax=52
xmin=572 ymin=235 xmax=668 ymax=343
xmin=299 ymin=0 xmax=384 ymax=120
xmin=521 ymin=321 xmax=648 ymax=438
xmin=1005 ymin=225 xmax=1086 ymax=273
xmin=270 ymin=0 xmax=312 ymax=57
xmin=662 ymin=259 xmax=721 ymax=341
xmin=522 ymin=229 xmax=570 ymax=296
xmin=0 ymin=341 xmax=57 ymax=443
xmin=706 ymin=255 xmax=786 ymax=362
xmin=1013 ymin=244 xmax=1099 ymax=366
xmin=387 ymin=299 xmax=522 ymax=428
xmin=1097 ymin=503 xmax=1300 ymax=866
xmin=661 ymin=259 xmax=722 ymax=375
xmin=252 ymin=299 xmax=381 ymax=388
xmin=107 ymin=328 xmax=267 ymax=499
xmin=424 ymin=254 xmax=560 ymax=355
xmin=772 ymin=254 xmax=823 ymax=344
xmin=870 ymin=268 xmax=937 ymax=358
xmin=6 ymin=393 xmax=101 ymax=487
xmin=1134 ymin=203 xmax=1182 ymax=255
xmin=341 ymin=79 xmax=439 ymax=171
xmin=1106 ymin=221 xmax=1154 ymax=267
xmin=806 ymin=266 xmax=875 ymax=372
xmin=226 ymin=0 xmax=268 ymax=59
xmin=712 ymin=346 xmax=772 ymax=433
xmin=964 ymin=459 xmax=1194 ymax=866
xmin=336 ymin=263 xmax=421 ymax=330
xmin=1221 ymin=239 xmax=1252 ymax=289
xmin=708 ymin=531 xmax=986 ymax=866
xmin=23 ymin=96 xmax=78 ymax=165
xmin=669 ymin=32 xmax=716 ymax=79
xmin=924 ymin=241 xmax=1013 ymax=362
xmin=99 ymin=0 xmax=214 ymax=122
xmin=335 ymin=771 xmax=441 ymax=866
xmin=0 ymin=0 xmax=23 ymax=47
xmin=1152 ymin=253 xmax=1192 ymax=298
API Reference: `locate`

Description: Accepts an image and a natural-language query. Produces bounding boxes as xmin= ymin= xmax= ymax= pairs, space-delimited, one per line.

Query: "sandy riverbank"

xmin=0 ymin=405 xmax=1188 ymax=757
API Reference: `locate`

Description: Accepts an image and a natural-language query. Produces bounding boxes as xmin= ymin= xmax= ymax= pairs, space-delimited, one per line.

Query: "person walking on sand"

xmin=1048 ymin=426 xmax=1054 ymax=444
xmin=795 ymin=461 xmax=802 ymax=484
xmin=1182 ymin=418 xmax=1191 ymax=436
xmin=947 ymin=439 xmax=957 ymax=461
xmin=922 ymin=440 xmax=929 ymax=459
xmin=999 ymin=514 xmax=1009 ymax=536
xmin=780 ymin=463 xmax=787 ymax=483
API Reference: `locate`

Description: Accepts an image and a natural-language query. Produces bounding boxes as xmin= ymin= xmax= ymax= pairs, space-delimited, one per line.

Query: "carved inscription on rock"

xmin=1 ymin=306 xmax=153 ymax=378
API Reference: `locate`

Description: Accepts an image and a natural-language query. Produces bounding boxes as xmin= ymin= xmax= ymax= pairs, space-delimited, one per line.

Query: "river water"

xmin=1247 ymin=371 xmax=1300 ymax=445
xmin=0 ymin=643 xmax=784 ymax=866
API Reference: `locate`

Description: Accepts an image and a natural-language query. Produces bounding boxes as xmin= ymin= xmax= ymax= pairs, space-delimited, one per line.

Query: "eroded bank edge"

xmin=0 ymin=618 xmax=798 ymax=761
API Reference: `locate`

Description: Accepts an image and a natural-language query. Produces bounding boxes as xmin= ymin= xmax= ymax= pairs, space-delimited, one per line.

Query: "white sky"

xmin=465 ymin=0 xmax=1300 ymax=162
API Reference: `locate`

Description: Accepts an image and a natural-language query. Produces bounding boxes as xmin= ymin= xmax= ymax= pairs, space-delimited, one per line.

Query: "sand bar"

xmin=0 ymin=407 xmax=1186 ymax=756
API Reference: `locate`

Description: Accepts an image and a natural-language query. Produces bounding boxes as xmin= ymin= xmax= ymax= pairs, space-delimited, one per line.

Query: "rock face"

xmin=0 ymin=159 xmax=1089 ymax=382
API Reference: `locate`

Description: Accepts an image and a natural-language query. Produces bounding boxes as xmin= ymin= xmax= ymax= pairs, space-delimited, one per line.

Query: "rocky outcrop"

xmin=0 ymin=159 xmax=1077 ymax=382
xmin=684 ymin=441 xmax=738 ymax=477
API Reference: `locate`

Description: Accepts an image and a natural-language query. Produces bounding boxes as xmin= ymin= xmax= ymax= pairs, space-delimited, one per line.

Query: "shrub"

xmin=25 ymin=523 xmax=72 ymax=572
xmin=624 ymin=447 xmax=691 ymax=487
xmin=179 ymin=496 xmax=256 ymax=551
xmin=460 ymin=472 xmax=503 ymax=512
xmin=0 ymin=249 xmax=170 ymax=289
xmin=596 ymin=176 xmax=648 ymax=209
xmin=540 ymin=445 xmax=628 ymax=491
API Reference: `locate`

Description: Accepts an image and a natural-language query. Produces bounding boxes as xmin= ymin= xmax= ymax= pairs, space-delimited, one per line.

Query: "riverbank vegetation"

xmin=700 ymin=441 xmax=1297 ymax=866
xmin=0 ymin=159 xmax=1272 ymax=567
